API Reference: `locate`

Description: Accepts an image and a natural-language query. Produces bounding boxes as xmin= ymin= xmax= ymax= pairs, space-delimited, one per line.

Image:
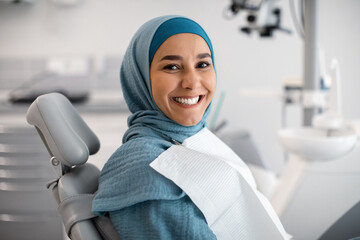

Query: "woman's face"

xmin=150 ymin=33 xmax=216 ymax=126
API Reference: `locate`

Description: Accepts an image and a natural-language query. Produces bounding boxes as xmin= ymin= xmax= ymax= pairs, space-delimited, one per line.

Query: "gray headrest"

xmin=26 ymin=93 xmax=100 ymax=167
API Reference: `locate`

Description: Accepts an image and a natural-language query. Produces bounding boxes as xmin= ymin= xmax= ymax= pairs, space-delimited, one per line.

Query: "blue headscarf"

xmin=121 ymin=15 xmax=215 ymax=144
xmin=93 ymin=15 xmax=215 ymax=214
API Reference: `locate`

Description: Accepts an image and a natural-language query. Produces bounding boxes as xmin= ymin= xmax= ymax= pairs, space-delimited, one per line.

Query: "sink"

xmin=278 ymin=127 xmax=357 ymax=161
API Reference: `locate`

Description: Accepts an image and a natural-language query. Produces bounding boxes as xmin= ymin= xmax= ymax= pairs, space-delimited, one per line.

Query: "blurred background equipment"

xmin=224 ymin=0 xmax=291 ymax=37
xmin=8 ymin=57 xmax=92 ymax=104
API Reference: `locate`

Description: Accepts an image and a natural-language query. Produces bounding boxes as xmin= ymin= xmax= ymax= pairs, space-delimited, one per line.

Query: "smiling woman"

xmin=91 ymin=15 xmax=288 ymax=240
xmin=92 ymin=15 xmax=218 ymax=239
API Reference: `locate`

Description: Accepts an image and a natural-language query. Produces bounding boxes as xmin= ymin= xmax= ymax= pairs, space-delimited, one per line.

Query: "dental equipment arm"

xmin=224 ymin=0 xmax=291 ymax=37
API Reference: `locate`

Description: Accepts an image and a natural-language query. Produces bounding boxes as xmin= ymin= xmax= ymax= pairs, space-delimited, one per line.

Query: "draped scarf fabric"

xmin=92 ymin=15 xmax=215 ymax=214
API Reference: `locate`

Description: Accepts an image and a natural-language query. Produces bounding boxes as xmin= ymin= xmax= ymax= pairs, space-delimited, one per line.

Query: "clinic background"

xmin=1 ymin=0 xmax=359 ymax=173
xmin=0 ymin=1 xmax=360 ymax=240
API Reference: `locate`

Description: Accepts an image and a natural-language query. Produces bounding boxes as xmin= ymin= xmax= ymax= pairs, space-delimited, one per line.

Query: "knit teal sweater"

xmin=92 ymin=138 xmax=216 ymax=239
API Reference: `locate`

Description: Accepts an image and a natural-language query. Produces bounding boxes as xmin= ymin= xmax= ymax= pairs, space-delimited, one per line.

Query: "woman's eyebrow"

xmin=159 ymin=53 xmax=211 ymax=62
xmin=159 ymin=55 xmax=183 ymax=61
xmin=197 ymin=53 xmax=211 ymax=59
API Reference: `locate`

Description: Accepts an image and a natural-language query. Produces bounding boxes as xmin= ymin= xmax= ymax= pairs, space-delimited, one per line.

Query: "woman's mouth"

xmin=172 ymin=95 xmax=203 ymax=106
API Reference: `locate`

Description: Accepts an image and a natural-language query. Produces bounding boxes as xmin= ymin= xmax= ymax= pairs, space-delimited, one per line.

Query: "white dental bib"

xmin=150 ymin=128 xmax=289 ymax=240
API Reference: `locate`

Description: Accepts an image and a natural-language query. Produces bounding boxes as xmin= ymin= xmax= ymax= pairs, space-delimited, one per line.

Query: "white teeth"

xmin=174 ymin=96 xmax=200 ymax=105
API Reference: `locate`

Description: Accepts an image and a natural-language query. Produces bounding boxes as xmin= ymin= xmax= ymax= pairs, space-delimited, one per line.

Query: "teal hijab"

xmin=93 ymin=16 xmax=215 ymax=213
xmin=121 ymin=15 xmax=215 ymax=144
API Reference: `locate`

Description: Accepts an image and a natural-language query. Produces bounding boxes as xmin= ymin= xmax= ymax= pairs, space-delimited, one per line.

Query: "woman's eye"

xmin=197 ymin=62 xmax=210 ymax=68
xmin=164 ymin=64 xmax=179 ymax=71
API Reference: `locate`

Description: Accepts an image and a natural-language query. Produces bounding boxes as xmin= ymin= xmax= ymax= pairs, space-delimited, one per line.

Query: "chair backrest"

xmin=26 ymin=93 xmax=120 ymax=240
xmin=26 ymin=92 xmax=100 ymax=167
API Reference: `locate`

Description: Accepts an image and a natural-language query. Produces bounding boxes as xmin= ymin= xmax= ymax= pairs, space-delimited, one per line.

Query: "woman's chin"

xmin=174 ymin=117 xmax=202 ymax=127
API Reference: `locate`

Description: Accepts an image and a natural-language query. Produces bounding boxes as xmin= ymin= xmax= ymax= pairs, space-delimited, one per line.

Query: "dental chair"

xmin=26 ymin=92 xmax=120 ymax=240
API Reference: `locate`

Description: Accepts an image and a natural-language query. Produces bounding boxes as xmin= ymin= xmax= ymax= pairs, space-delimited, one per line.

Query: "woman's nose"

xmin=181 ymin=69 xmax=201 ymax=89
